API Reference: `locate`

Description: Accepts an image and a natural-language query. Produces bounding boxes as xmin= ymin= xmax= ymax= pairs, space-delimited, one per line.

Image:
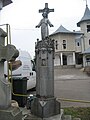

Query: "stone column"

xmin=36 ymin=39 xmax=54 ymax=97
xmin=83 ymin=55 xmax=86 ymax=67
xmin=31 ymin=38 xmax=60 ymax=118
xmin=60 ymin=52 xmax=63 ymax=66
xmin=73 ymin=52 xmax=75 ymax=65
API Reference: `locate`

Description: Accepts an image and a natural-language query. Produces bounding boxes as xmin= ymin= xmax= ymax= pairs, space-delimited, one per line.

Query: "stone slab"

xmin=0 ymin=76 xmax=11 ymax=108
xmin=24 ymin=109 xmax=63 ymax=120
xmin=0 ymin=106 xmax=22 ymax=120
xmin=24 ymin=114 xmax=62 ymax=120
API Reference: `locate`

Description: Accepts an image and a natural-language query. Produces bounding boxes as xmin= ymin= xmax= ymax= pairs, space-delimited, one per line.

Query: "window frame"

xmin=63 ymin=40 xmax=66 ymax=49
xmin=87 ymin=25 xmax=90 ymax=32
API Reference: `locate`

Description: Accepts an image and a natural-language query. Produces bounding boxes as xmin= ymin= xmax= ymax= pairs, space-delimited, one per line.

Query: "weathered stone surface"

xmin=36 ymin=3 xmax=54 ymax=40
xmin=0 ymin=106 xmax=22 ymax=120
xmin=31 ymin=97 xmax=60 ymax=118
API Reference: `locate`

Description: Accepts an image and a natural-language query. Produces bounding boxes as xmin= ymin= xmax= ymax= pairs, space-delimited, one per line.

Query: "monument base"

xmin=0 ymin=106 xmax=22 ymax=120
xmin=25 ymin=109 xmax=63 ymax=120
xmin=25 ymin=114 xmax=62 ymax=120
xmin=31 ymin=97 xmax=60 ymax=118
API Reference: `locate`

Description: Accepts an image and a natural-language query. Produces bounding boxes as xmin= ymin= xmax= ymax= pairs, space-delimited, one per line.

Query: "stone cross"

xmin=36 ymin=3 xmax=54 ymax=40
xmin=39 ymin=3 xmax=54 ymax=18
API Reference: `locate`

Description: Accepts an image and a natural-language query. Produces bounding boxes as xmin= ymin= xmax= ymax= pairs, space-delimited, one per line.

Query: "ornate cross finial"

xmin=39 ymin=3 xmax=54 ymax=18
xmin=36 ymin=3 xmax=54 ymax=40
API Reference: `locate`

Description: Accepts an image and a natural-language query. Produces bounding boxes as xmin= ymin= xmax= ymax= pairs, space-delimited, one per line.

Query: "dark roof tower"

xmin=3 ymin=0 xmax=12 ymax=7
xmin=0 ymin=0 xmax=12 ymax=10
xmin=77 ymin=5 xmax=90 ymax=27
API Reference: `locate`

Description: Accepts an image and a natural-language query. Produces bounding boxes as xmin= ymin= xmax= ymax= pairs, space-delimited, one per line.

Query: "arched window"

xmin=77 ymin=41 xmax=80 ymax=46
xmin=55 ymin=40 xmax=58 ymax=50
xmin=87 ymin=25 xmax=90 ymax=32
xmin=89 ymin=39 xmax=90 ymax=45
xmin=63 ymin=40 xmax=66 ymax=49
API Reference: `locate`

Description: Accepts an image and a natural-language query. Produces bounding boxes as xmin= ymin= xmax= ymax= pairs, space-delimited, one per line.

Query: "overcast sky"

xmin=0 ymin=0 xmax=90 ymax=57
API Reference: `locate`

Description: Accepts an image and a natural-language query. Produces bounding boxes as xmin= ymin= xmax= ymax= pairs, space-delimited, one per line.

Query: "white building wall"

xmin=54 ymin=55 xmax=60 ymax=66
xmin=80 ymin=22 xmax=90 ymax=51
xmin=51 ymin=34 xmax=76 ymax=52
xmin=67 ymin=54 xmax=73 ymax=65
xmin=50 ymin=30 xmax=82 ymax=67
xmin=83 ymin=55 xmax=86 ymax=67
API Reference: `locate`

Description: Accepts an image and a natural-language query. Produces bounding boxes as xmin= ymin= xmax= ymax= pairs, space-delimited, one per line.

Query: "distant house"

xmin=50 ymin=5 xmax=90 ymax=67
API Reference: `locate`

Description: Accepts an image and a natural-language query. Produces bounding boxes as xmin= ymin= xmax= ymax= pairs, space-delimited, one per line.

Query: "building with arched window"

xmin=50 ymin=5 xmax=90 ymax=67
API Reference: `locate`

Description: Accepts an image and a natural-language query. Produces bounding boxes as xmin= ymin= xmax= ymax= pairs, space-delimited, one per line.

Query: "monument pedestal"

xmin=0 ymin=106 xmax=22 ymax=120
xmin=31 ymin=38 xmax=60 ymax=118
xmin=31 ymin=97 xmax=60 ymax=118
xmin=25 ymin=109 xmax=63 ymax=120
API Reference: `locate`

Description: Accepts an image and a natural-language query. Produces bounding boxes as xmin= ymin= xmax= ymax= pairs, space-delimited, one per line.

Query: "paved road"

xmin=29 ymin=67 xmax=90 ymax=107
xmin=54 ymin=67 xmax=90 ymax=107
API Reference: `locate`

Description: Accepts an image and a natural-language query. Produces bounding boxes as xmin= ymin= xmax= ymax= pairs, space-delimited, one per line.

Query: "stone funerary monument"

xmin=31 ymin=3 xmax=60 ymax=118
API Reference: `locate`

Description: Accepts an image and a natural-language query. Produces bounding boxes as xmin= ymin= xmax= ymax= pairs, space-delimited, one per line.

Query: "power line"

xmin=11 ymin=28 xmax=38 ymax=31
xmin=11 ymin=27 xmax=54 ymax=32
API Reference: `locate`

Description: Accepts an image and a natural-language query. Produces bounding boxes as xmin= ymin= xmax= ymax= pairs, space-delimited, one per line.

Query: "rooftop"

xmin=77 ymin=5 xmax=90 ymax=27
xmin=50 ymin=25 xmax=83 ymax=36
xmin=3 ymin=0 xmax=12 ymax=7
